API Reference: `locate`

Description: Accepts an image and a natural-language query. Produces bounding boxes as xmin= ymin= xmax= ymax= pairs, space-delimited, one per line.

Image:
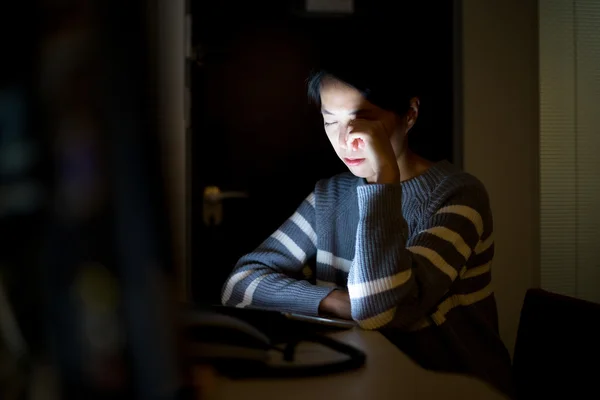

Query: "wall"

xmin=461 ymin=0 xmax=540 ymax=355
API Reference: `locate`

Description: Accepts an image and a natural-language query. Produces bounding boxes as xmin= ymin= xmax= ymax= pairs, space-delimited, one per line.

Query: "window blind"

xmin=540 ymin=0 xmax=600 ymax=303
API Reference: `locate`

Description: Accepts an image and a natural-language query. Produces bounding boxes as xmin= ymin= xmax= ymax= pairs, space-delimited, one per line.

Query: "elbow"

xmin=220 ymin=281 xmax=231 ymax=306
xmin=221 ymin=268 xmax=256 ymax=306
xmin=353 ymin=307 xmax=428 ymax=332
xmin=352 ymin=306 xmax=397 ymax=330
xmin=348 ymin=271 xmax=420 ymax=330
xmin=350 ymin=288 xmax=424 ymax=331
xmin=380 ymin=303 xmax=433 ymax=332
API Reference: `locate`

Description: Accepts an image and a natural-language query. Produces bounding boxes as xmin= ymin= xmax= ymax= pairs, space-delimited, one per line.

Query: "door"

xmin=190 ymin=1 xmax=456 ymax=305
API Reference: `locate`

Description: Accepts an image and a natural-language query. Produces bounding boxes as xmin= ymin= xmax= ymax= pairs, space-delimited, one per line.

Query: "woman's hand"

xmin=345 ymin=115 xmax=400 ymax=184
xmin=319 ymin=289 xmax=352 ymax=320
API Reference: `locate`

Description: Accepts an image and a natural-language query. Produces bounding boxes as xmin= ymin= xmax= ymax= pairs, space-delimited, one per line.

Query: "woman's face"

xmin=319 ymin=77 xmax=411 ymax=179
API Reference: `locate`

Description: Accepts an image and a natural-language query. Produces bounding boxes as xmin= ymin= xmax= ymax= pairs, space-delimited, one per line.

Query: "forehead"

xmin=319 ymin=78 xmax=375 ymax=114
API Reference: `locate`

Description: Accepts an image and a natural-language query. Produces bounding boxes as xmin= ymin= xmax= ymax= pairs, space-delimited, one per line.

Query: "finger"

xmin=349 ymin=137 xmax=364 ymax=151
xmin=347 ymin=132 xmax=380 ymax=160
xmin=346 ymin=131 xmax=367 ymax=148
xmin=347 ymin=121 xmax=374 ymax=149
xmin=347 ymin=119 xmax=370 ymax=135
xmin=346 ymin=134 xmax=360 ymax=152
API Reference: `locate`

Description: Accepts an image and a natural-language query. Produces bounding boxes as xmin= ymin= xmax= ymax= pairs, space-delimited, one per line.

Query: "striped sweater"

xmin=222 ymin=160 xmax=514 ymax=396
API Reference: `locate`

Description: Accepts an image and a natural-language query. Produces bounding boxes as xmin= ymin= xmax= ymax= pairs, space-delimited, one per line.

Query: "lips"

xmin=343 ymin=158 xmax=365 ymax=166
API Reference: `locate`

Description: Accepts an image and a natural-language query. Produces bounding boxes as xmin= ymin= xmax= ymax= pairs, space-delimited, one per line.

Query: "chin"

xmin=346 ymin=165 xmax=373 ymax=179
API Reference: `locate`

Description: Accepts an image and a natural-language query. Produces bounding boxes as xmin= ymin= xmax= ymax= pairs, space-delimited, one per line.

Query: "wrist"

xmin=367 ymin=162 xmax=400 ymax=184
xmin=318 ymin=291 xmax=336 ymax=315
xmin=319 ymin=290 xmax=352 ymax=319
xmin=375 ymin=175 xmax=400 ymax=184
xmin=374 ymin=169 xmax=400 ymax=184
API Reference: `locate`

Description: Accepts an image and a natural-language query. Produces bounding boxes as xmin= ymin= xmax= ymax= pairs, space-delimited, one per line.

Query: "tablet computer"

xmin=281 ymin=312 xmax=357 ymax=329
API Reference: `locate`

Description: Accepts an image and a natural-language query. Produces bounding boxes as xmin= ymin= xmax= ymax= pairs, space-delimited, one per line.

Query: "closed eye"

xmin=324 ymin=122 xmax=337 ymax=127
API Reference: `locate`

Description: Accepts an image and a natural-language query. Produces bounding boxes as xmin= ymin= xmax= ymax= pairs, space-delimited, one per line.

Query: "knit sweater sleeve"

xmin=348 ymin=180 xmax=490 ymax=330
xmin=221 ymin=192 xmax=335 ymax=316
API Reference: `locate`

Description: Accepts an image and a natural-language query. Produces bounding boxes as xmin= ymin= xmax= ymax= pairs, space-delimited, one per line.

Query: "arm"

xmin=221 ymin=192 xmax=335 ymax=316
xmin=348 ymin=181 xmax=490 ymax=330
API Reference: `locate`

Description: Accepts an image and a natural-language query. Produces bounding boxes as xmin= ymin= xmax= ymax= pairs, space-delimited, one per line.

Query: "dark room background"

xmin=190 ymin=0 xmax=457 ymax=304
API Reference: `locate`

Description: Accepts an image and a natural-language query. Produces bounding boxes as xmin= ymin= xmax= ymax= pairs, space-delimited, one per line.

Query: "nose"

xmin=337 ymin=123 xmax=349 ymax=150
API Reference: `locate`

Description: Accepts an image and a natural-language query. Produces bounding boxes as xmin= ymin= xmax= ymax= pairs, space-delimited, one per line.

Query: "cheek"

xmin=324 ymin=129 xmax=340 ymax=150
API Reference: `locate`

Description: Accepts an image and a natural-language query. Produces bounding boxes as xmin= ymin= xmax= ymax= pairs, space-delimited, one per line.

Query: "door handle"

xmin=202 ymin=186 xmax=248 ymax=227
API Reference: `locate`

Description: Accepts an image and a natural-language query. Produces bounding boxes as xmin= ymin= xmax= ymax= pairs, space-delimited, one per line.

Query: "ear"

xmin=405 ymin=97 xmax=420 ymax=132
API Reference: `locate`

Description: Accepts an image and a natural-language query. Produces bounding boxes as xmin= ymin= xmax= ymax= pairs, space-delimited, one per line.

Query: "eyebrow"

xmin=321 ymin=108 xmax=370 ymax=115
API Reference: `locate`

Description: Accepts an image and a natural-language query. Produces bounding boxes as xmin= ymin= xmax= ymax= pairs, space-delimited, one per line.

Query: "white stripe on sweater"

xmin=317 ymin=250 xmax=352 ymax=272
xmin=474 ymin=234 xmax=493 ymax=254
xmin=356 ymin=307 xmax=396 ymax=330
xmin=221 ymin=269 xmax=254 ymax=305
xmin=407 ymin=246 xmax=458 ymax=280
xmin=461 ymin=261 xmax=492 ymax=279
xmin=290 ymin=211 xmax=317 ymax=247
xmin=422 ymin=226 xmax=472 ymax=260
xmin=348 ymin=269 xmax=412 ymax=299
xmin=431 ymin=283 xmax=494 ymax=325
xmin=306 ymin=192 xmax=315 ymax=208
xmin=236 ymin=275 xmax=267 ymax=308
xmin=410 ymin=283 xmax=494 ymax=330
xmin=272 ymin=229 xmax=306 ymax=263
xmin=436 ymin=205 xmax=484 ymax=237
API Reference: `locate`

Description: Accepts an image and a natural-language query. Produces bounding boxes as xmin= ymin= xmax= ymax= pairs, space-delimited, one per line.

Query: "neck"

xmin=397 ymin=150 xmax=434 ymax=182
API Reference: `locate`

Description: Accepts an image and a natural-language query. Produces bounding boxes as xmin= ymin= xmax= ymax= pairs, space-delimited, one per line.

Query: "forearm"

xmin=222 ymin=192 xmax=328 ymax=313
xmin=348 ymin=183 xmax=453 ymax=329
xmin=347 ymin=182 xmax=490 ymax=330
xmin=347 ymin=183 xmax=412 ymax=327
xmin=222 ymin=254 xmax=336 ymax=315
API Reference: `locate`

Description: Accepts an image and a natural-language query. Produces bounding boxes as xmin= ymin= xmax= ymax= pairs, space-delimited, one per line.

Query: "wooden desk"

xmin=211 ymin=328 xmax=508 ymax=400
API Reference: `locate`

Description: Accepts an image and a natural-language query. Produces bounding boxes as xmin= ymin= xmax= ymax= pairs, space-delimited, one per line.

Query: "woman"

xmin=221 ymin=46 xmax=514 ymax=397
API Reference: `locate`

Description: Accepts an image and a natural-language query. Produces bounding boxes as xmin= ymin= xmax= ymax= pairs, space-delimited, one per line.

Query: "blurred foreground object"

xmin=1 ymin=0 xmax=185 ymax=398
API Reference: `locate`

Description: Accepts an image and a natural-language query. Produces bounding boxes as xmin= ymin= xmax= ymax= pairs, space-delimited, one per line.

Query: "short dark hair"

xmin=306 ymin=35 xmax=422 ymax=116
xmin=306 ymin=17 xmax=451 ymax=162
